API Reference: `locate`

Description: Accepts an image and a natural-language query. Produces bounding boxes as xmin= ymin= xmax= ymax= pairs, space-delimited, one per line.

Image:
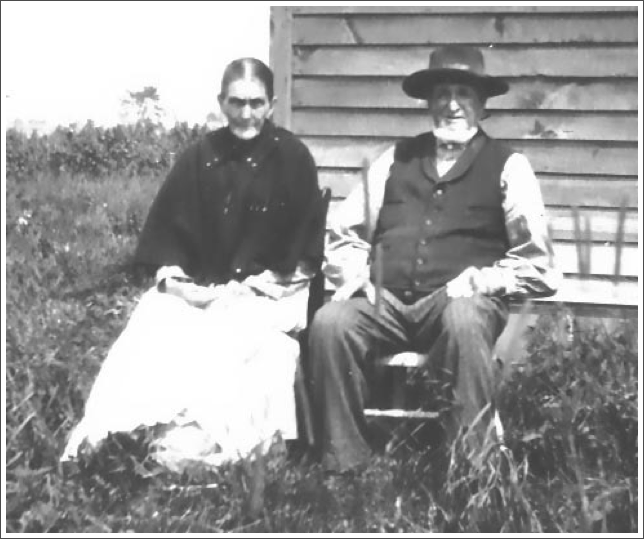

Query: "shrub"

xmin=6 ymin=120 xmax=209 ymax=180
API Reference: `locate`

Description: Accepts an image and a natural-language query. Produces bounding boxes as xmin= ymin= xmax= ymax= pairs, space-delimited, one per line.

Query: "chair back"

xmin=306 ymin=187 xmax=332 ymax=326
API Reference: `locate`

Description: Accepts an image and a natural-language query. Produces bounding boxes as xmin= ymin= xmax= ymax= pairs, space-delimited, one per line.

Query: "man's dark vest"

xmin=371 ymin=130 xmax=514 ymax=303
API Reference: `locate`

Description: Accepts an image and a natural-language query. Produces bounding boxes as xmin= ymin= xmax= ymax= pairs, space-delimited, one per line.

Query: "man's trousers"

xmin=308 ymin=287 xmax=509 ymax=473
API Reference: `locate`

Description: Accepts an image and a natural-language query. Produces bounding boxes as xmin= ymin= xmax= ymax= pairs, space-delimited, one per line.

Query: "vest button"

xmin=416 ymin=258 xmax=424 ymax=265
xmin=419 ymin=238 xmax=428 ymax=246
xmin=425 ymin=219 xmax=432 ymax=226
xmin=403 ymin=290 xmax=413 ymax=298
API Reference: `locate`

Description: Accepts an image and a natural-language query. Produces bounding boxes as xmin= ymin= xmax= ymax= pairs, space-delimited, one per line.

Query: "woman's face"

xmin=219 ymin=77 xmax=275 ymax=140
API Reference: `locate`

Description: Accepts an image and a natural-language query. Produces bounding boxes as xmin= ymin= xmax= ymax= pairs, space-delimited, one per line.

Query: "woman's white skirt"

xmin=61 ymin=287 xmax=307 ymax=471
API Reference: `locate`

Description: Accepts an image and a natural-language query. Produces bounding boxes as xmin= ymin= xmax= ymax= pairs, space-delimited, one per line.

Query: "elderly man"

xmin=308 ymin=45 xmax=561 ymax=475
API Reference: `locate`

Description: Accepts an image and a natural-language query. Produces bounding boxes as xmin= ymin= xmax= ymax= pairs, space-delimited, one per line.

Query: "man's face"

xmin=428 ymin=83 xmax=485 ymax=131
xmin=219 ymin=77 xmax=275 ymax=140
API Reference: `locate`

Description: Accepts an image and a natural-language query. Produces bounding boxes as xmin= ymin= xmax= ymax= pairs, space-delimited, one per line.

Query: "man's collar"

xmin=436 ymin=140 xmax=468 ymax=152
xmin=421 ymin=129 xmax=488 ymax=182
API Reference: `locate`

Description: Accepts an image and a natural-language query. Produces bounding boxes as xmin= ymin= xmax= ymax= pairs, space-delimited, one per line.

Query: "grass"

xmin=4 ymin=172 xmax=639 ymax=533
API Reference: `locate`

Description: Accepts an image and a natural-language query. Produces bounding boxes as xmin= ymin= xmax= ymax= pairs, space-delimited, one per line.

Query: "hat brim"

xmin=402 ymin=68 xmax=509 ymax=99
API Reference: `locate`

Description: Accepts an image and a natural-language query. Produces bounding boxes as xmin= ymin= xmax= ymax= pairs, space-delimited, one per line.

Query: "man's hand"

xmin=446 ymin=266 xmax=506 ymax=298
xmin=332 ymin=266 xmax=376 ymax=304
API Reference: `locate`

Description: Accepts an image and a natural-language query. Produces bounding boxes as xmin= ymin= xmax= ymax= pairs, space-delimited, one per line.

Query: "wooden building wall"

xmin=270 ymin=6 xmax=639 ymax=309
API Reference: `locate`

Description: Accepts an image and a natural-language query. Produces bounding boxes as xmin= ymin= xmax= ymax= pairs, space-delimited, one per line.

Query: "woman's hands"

xmin=163 ymin=279 xmax=221 ymax=308
xmin=156 ymin=266 xmax=255 ymax=308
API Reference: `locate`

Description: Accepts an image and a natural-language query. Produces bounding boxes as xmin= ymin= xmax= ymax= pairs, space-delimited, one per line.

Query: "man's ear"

xmin=478 ymin=94 xmax=489 ymax=121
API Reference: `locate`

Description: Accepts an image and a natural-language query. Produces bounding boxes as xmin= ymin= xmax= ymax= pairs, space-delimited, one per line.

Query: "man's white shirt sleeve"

xmin=492 ymin=152 xmax=562 ymax=297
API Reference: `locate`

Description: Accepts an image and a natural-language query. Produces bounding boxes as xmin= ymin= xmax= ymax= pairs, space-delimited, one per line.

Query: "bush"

xmin=6 ymin=120 xmax=209 ymax=180
xmin=499 ymin=315 xmax=638 ymax=480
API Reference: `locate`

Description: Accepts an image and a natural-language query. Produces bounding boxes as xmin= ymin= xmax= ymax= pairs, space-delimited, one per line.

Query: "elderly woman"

xmin=62 ymin=58 xmax=322 ymax=470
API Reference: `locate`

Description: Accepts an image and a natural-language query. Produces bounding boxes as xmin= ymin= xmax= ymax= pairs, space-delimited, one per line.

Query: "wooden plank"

xmin=375 ymin=351 xmax=429 ymax=368
xmin=292 ymin=109 xmax=638 ymax=141
xmin=303 ymin=137 xmax=638 ymax=175
xmin=547 ymin=209 xmax=638 ymax=244
xmin=318 ymin=169 xmax=638 ymax=209
xmin=364 ymin=408 xmax=440 ymax=419
xmin=270 ymin=7 xmax=293 ymax=129
xmin=292 ymin=77 xmax=639 ymax=111
xmin=293 ymin=46 xmax=638 ymax=78
xmin=529 ymin=277 xmax=639 ymax=314
xmin=292 ymin=7 xmax=638 ymax=15
xmin=294 ymin=14 xmax=639 ymax=45
xmin=554 ymin=243 xmax=639 ymax=278
xmin=512 ymin=141 xmax=637 ymax=176
xmin=306 ymin=137 xmax=393 ymax=169
xmin=538 ymin=177 xmax=638 ymax=209
xmin=527 ymin=301 xmax=638 ymax=319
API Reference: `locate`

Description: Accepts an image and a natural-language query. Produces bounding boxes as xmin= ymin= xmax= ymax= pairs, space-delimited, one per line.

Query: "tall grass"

xmin=5 ymin=172 xmax=639 ymax=533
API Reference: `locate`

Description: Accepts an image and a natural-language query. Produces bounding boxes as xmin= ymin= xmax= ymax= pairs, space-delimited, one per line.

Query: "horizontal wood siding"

xmin=271 ymin=6 xmax=639 ymax=297
xmin=293 ymin=14 xmax=638 ymax=45
xmin=293 ymin=110 xmax=638 ymax=141
xmin=290 ymin=7 xmax=637 ymax=15
xmin=293 ymin=46 xmax=637 ymax=77
xmin=319 ymin=171 xmax=638 ymax=209
xmin=302 ymin=137 xmax=637 ymax=176
xmin=293 ymin=78 xmax=638 ymax=111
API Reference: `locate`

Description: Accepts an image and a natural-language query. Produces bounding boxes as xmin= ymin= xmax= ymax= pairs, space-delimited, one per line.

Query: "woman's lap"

xmin=62 ymin=287 xmax=301 ymax=467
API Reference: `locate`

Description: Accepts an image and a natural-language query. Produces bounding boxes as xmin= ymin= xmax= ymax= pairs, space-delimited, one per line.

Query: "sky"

xmin=2 ymin=1 xmax=271 ymax=132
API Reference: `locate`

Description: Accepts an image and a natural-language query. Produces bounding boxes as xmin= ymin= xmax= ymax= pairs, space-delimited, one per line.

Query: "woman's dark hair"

xmin=220 ymin=58 xmax=274 ymax=100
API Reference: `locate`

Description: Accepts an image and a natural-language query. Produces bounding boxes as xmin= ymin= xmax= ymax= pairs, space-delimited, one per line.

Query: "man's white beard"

xmin=433 ymin=124 xmax=478 ymax=144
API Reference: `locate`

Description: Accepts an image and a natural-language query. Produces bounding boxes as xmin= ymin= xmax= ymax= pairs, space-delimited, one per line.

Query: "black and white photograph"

xmin=3 ymin=1 xmax=640 ymax=534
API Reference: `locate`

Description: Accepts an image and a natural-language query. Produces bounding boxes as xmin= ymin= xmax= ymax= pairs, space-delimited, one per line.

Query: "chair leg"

xmin=294 ymin=360 xmax=315 ymax=447
xmin=390 ymin=368 xmax=407 ymax=409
